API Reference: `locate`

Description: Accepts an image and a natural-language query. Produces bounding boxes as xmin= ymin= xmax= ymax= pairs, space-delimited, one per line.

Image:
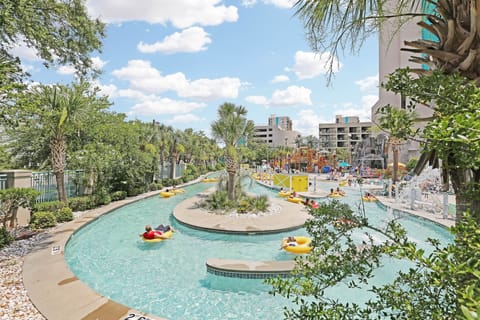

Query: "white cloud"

xmin=166 ymin=114 xmax=205 ymax=124
xmin=355 ymin=74 xmax=379 ymax=92
xmin=138 ymin=27 xmax=211 ymax=54
xmin=91 ymin=56 xmax=108 ymax=70
xmin=263 ymin=0 xmax=295 ymax=8
xmin=241 ymin=0 xmax=257 ymax=7
xmin=111 ymin=59 xmax=243 ymax=100
xmin=245 ymin=95 xmax=268 ymax=105
xmin=290 ymin=51 xmax=342 ymax=80
xmin=57 ymin=65 xmax=76 ymax=75
xmin=128 ymin=97 xmax=206 ymax=116
xmin=96 ymin=82 xmax=118 ymax=98
xmin=292 ymin=109 xmax=329 ymax=136
xmin=271 ymin=75 xmax=289 ymax=83
xmin=86 ymin=0 xmax=238 ymax=29
xmin=246 ymin=85 xmax=312 ymax=107
xmin=336 ymin=94 xmax=378 ymax=121
xmin=270 ymin=86 xmax=312 ymax=106
xmin=9 ymin=43 xmax=41 ymax=62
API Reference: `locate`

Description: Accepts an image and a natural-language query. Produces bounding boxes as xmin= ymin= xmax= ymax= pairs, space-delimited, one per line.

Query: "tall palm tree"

xmin=211 ymin=103 xmax=254 ymax=200
xmin=377 ymin=106 xmax=416 ymax=182
xmin=29 ymin=82 xmax=109 ymax=202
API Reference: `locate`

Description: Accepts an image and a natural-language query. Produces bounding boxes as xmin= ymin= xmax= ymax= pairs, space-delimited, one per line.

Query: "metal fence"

xmin=31 ymin=170 xmax=86 ymax=202
xmin=0 ymin=173 xmax=7 ymax=190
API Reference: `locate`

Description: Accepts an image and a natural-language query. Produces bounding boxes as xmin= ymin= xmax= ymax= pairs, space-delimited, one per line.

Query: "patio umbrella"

xmin=339 ymin=161 xmax=350 ymax=168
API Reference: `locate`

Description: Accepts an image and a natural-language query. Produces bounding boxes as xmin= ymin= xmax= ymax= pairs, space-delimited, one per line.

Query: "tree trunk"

xmin=51 ymin=136 xmax=67 ymax=203
xmin=450 ymin=168 xmax=480 ymax=223
xmin=8 ymin=207 xmax=18 ymax=229
xmin=392 ymin=144 xmax=399 ymax=182
xmin=225 ymin=154 xmax=237 ymax=201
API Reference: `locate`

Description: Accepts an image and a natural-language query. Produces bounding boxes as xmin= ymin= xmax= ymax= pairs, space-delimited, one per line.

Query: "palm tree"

xmin=211 ymin=103 xmax=254 ymax=201
xmin=29 ymin=82 xmax=109 ymax=202
xmin=377 ymin=106 xmax=416 ymax=182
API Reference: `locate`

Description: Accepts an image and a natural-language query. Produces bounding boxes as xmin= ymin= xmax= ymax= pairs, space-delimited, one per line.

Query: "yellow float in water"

xmin=362 ymin=196 xmax=377 ymax=202
xmin=328 ymin=193 xmax=344 ymax=198
xmin=171 ymin=188 xmax=185 ymax=194
xmin=278 ymin=190 xmax=291 ymax=197
xmin=281 ymin=236 xmax=312 ymax=254
xmin=202 ymin=178 xmax=218 ymax=183
xmin=160 ymin=191 xmax=175 ymax=198
xmin=287 ymin=197 xmax=304 ymax=204
xmin=141 ymin=229 xmax=174 ymax=243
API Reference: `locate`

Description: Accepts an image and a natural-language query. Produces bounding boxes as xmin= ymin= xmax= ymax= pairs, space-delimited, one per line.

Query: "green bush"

xmin=94 ymin=187 xmax=111 ymax=205
xmin=0 ymin=227 xmax=13 ymax=249
xmin=111 ymin=190 xmax=127 ymax=201
xmin=162 ymin=178 xmax=174 ymax=187
xmin=148 ymin=183 xmax=158 ymax=191
xmin=68 ymin=197 xmax=95 ymax=211
xmin=33 ymin=201 xmax=66 ymax=213
xmin=127 ymin=186 xmax=147 ymax=197
xmin=30 ymin=211 xmax=57 ymax=229
xmin=183 ymin=174 xmax=195 ymax=183
xmin=54 ymin=207 xmax=73 ymax=223
xmin=251 ymin=195 xmax=269 ymax=213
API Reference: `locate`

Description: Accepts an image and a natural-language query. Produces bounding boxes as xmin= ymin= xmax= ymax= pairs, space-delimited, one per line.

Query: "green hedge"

xmin=30 ymin=211 xmax=57 ymax=229
xmin=111 ymin=190 xmax=127 ymax=201
xmin=68 ymin=197 xmax=95 ymax=211
xmin=0 ymin=227 xmax=13 ymax=249
xmin=54 ymin=207 xmax=73 ymax=223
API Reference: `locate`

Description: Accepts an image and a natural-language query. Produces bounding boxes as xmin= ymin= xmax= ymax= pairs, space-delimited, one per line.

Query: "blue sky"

xmin=13 ymin=0 xmax=379 ymax=137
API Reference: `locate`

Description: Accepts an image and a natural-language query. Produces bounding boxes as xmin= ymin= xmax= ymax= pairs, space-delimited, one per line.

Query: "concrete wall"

xmin=2 ymin=170 xmax=33 ymax=227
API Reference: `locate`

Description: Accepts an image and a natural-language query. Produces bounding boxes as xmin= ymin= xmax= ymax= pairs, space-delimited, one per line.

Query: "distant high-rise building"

xmin=373 ymin=1 xmax=435 ymax=163
xmin=318 ymin=115 xmax=373 ymax=164
xmin=253 ymin=114 xmax=300 ymax=148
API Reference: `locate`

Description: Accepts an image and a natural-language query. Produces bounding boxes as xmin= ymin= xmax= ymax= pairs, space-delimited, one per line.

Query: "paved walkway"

xmin=22 ymin=178 xmax=455 ymax=320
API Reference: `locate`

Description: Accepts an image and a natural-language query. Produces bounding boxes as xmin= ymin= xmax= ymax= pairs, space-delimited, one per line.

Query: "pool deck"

xmin=22 ymin=178 xmax=455 ymax=320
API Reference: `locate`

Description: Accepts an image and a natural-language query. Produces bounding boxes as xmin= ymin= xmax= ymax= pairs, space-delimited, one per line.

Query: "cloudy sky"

xmin=16 ymin=0 xmax=379 ymax=137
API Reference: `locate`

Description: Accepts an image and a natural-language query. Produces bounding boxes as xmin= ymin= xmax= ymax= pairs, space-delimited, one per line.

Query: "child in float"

xmin=281 ymin=236 xmax=297 ymax=249
xmin=141 ymin=225 xmax=170 ymax=240
xmin=336 ymin=187 xmax=345 ymax=196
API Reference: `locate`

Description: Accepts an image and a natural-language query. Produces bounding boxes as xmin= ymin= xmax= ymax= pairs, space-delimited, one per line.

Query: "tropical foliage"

xmin=211 ymin=103 xmax=255 ymax=200
xmin=268 ymin=200 xmax=480 ymax=319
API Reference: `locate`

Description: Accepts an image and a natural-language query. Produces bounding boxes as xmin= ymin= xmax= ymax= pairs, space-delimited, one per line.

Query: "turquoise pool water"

xmin=65 ymin=179 xmax=453 ymax=320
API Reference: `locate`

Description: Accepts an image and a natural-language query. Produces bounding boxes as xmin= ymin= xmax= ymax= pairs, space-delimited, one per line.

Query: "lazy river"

xmin=65 ymin=178 xmax=453 ymax=320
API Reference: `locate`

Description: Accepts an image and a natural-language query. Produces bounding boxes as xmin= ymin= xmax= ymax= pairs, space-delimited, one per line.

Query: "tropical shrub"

xmin=68 ymin=197 xmax=95 ymax=211
xmin=30 ymin=211 xmax=57 ymax=229
xmin=148 ymin=182 xmax=159 ymax=191
xmin=54 ymin=207 xmax=73 ymax=223
xmin=0 ymin=227 xmax=13 ymax=249
xmin=110 ymin=191 xmax=127 ymax=201
xmin=94 ymin=187 xmax=111 ymax=205
xmin=33 ymin=201 xmax=66 ymax=213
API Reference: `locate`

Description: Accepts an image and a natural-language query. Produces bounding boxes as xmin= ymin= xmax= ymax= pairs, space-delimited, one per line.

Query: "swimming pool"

xmin=65 ymin=179 xmax=453 ymax=320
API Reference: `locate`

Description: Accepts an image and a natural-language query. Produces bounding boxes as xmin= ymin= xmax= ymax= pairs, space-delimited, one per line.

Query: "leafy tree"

xmin=268 ymin=200 xmax=479 ymax=319
xmin=211 ymin=103 xmax=254 ymax=200
xmin=376 ymin=106 xmax=417 ymax=182
xmin=293 ymin=1 xmax=480 ymax=82
xmin=0 ymin=0 xmax=105 ymax=77
xmin=11 ymin=82 xmax=110 ymax=202
xmin=382 ymin=69 xmax=480 ymax=221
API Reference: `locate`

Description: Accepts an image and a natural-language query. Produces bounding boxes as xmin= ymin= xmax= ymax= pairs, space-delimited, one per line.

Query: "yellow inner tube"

xmin=141 ymin=229 xmax=174 ymax=243
xmin=278 ymin=191 xmax=291 ymax=197
xmin=282 ymin=236 xmax=312 ymax=254
xmin=329 ymin=193 xmax=344 ymax=198
xmin=362 ymin=196 xmax=377 ymax=202
xmin=287 ymin=197 xmax=304 ymax=204
xmin=172 ymin=188 xmax=185 ymax=194
xmin=160 ymin=191 xmax=175 ymax=198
